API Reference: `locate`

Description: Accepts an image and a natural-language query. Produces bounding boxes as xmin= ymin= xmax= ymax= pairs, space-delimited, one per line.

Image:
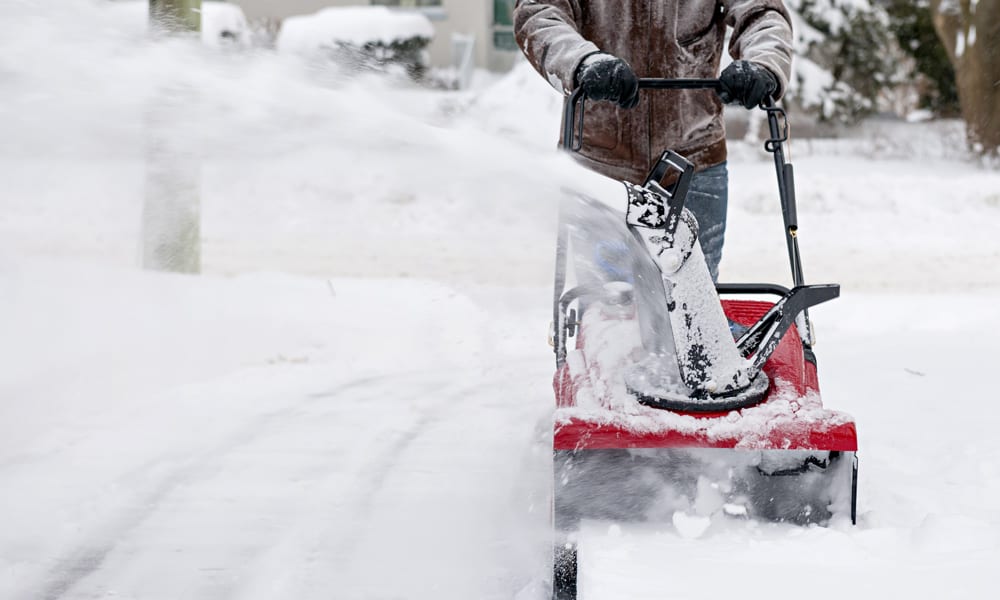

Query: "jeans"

xmin=685 ymin=162 xmax=728 ymax=283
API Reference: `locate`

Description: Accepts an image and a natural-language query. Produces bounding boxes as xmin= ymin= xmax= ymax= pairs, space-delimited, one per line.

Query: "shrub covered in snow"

xmin=786 ymin=0 xmax=901 ymax=123
xmin=276 ymin=7 xmax=435 ymax=80
xmin=200 ymin=1 xmax=250 ymax=48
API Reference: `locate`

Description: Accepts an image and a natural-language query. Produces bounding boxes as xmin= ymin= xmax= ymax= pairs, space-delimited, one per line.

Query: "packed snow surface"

xmin=3 ymin=2 xmax=1000 ymax=599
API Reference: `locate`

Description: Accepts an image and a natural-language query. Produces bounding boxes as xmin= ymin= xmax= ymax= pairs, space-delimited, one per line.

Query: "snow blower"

xmin=550 ymin=79 xmax=858 ymax=599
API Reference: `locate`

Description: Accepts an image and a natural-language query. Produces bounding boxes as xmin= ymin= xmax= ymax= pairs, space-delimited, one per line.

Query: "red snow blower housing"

xmin=550 ymin=79 xmax=858 ymax=599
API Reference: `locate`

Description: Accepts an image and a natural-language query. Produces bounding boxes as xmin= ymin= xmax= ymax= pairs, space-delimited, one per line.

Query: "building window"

xmin=493 ymin=0 xmax=516 ymax=51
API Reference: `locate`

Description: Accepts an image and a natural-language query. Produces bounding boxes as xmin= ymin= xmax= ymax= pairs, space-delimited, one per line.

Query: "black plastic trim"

xmin=554 ymin=544 xmax=578 ymax=600
xmin=803 ymin=344 xmax=818 ymax=367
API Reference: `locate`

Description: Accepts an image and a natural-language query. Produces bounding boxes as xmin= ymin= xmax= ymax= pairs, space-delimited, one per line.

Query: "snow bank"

xmin=276 ymin=6 xmax=434 ymax=54
xmin=455 ymin=60 xmax=563 ymax=151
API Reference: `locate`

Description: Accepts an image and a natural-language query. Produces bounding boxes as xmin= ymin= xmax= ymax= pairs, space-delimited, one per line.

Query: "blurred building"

xmin=231 ymin=0 xmax=519 ymax=73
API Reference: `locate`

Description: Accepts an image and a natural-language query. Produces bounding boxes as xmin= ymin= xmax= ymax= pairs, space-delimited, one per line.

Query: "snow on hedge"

xmin=200 ymin=1 xmax=249 ymax=48
xmin=102 ymin=0 xmax=249 ymax=46
xmin=787 ymin=0 xmax=885 ymax=34
xmin=785 ymin=0 xmax=896 ymax=120
xmin=276 ymin=6 xmax=434 ymax=54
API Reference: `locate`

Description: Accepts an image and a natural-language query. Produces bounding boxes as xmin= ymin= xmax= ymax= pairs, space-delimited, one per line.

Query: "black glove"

xmin=575 ymin=54 xmax=640 ymax=109
xmin=719 ymin=61 xmax=778 ymax=109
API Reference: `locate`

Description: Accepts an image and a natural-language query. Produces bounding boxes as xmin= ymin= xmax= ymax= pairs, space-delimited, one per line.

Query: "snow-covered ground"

xmin=3 ymin=2 xmax=1000 ymax=599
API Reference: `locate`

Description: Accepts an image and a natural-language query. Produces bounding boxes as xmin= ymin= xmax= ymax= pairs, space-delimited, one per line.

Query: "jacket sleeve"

xmin=513 ymin=0 xmax=601 ymax=93
xmin=723 ymin=0 xmax=794 ymax=98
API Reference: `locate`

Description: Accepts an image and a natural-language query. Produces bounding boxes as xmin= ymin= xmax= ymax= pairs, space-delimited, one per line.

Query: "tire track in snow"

xmin=30 ymin=364 xmax=540 ymax=600
xmin=33 ymin=373 xmax=405 ymax=600
xmin=311 ymin=378 xmax=485 ymax=562
xmin=283 ymin=361 xmax=552 ymax=600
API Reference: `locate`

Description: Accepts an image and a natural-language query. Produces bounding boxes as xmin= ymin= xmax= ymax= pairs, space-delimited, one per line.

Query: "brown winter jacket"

xmin=513 ymin=0 xmax=793 ymax=183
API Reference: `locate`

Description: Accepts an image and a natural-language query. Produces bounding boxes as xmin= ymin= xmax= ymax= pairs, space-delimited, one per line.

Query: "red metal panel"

xmin=724 ymin=299 xmax=807 ymax=395
xmin=553 ymin=419 xmax=858 ymax=451
xmin=551 ymin=299 xmax=857 ymax=452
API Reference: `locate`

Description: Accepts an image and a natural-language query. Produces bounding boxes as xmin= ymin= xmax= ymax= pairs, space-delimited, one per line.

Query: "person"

xmin=513 ymin=0 xmax=793 ymax=282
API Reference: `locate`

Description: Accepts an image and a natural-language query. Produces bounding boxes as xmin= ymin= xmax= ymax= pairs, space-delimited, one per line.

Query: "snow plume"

xmin=0 ymin=0 xmax=620 ymax=282
xmin=453 ymin=61 xmax=564 ymax=151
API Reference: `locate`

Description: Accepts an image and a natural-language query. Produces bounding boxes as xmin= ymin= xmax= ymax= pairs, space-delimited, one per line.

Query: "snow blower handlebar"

xmin=562 ymin=79 xmax=723 ymax=152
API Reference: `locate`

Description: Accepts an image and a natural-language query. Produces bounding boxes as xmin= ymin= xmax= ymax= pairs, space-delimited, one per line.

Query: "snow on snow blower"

xmin=550 ymin=79 xmax=858 ymax=599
